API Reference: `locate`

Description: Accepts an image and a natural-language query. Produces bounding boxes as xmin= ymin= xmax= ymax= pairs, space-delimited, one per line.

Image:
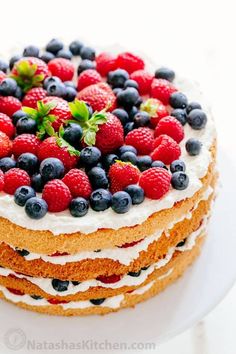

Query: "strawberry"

xmin=0 ymin=131 xmax=13 ymax=158
xmin=42 ymin=179 xmax=72 ymax=212
xmin=0 ymin=96 xmax=22 ymax=116
xmin=108 ymin=161 xmax=140 ymax=194
xmin=130 ymin=70 xmax=153 ymax=95
xmin=116 ymin=52 xmax=145 ymax=74
xmin=140 ymin=98 xmax=169 ymax=127
xmin=0 ymin=71 xmax=7 ymax=84
xmin=77 ymin=82 xmax=116 ymax=112
xmin=97 ymin=274 xmax=121 ymax=284
xmin=0 ymin=170 xmax=4 ymax=191
xmin=48 ymin=58 xmax=74 ymax=81
xmin=125 ymin=127 xmax=154 ymax=155
xmin=154 ymin=116 xmax=184 ymax=143
xmin=151 ymin=79 xmax=177 ymax=105
xmin=41 ymin=97 xmax=71 ymax=131
xmin=96 ymin=52 xmax=117 ymax=76
xmin=22 ymin=87 xmax=47 ymax=108
xmin=12 ymin=134 xmax=41 ymax=157
xmin=62 ymin=169 xmax=92 ymax=198
xmin=0 ymin=113 xmax=15 ymax=138
xmin=4 ymin=168 xmax=31 ymax=194
xmin=139 ymin=167 xmax=171 ymax=199
xmin=151 ymin=134 xmax=181 ymax=165
xmin=77 ymin=69 xmax=102 ymax=91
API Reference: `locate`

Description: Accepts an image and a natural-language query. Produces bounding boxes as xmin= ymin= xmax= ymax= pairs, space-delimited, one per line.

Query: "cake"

xmin=0 ymin=39 xmax=217 ymax=316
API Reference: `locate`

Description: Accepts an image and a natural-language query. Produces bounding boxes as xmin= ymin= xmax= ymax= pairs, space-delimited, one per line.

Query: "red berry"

xmin=96 ymin=52 xmax=117 ymax=77
xmin=141 ymin=98 xmax=169 ymax=127
xmin=4 ymin=168 xmax=31 ymax=195
xmin=0 ymin=170 xmax=4 ymax=191
xmin=0 ymin=71 xmax=7 ymax=83
xmin=12 ymin=134 xmax=41 ymax=157
xmin=77 ymin=69 xmax=102 ymax=91
xmin=108 ymin=161 xmax=140 ymax=194
xmin=0 ymin=113 xmax=15 ymax=138
xmin=151 ymin=79 xmax=177 ymax=105
xmin=62 ymin=169 xmax=92 ymax=199
xmin=139 ymin=167 xmax=171 ymax=199
xmin=7 ymin=288 xmax=25 ymax=296
xmin=130 ymin=70 xmax=153 ymax=95
xmin=22 ymin=87 xmax=47 ymax=108
xmin=97 ymin=274 xmax=121 ymax=284
xmin=154 ymin=116 xmax=184 ymax=143
xmin=48 ymin=58 xmax=74 ymax=81
xmin=116 ymin=52 xmax=145 ymax=74
xmin=0 ymin=96 xmax=22 ymax=116
xmin=41 ymin=97 xmax=71 ymax=131
xmin=151 ymin=134 xmax=181 ymax=165
xmin=47 ymin=298 xmax=68 ymax=305
xmin=125 ymin=127 xmax=154 ymax=155
xmin=42 ymin=179 xmax=72 ymax=212
xmin=0 ymin=131 xmax=13 ymax=158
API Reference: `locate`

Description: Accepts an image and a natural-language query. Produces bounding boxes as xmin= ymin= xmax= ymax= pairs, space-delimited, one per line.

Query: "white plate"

xmin=0 ymin=146 xmax=235 ymax=354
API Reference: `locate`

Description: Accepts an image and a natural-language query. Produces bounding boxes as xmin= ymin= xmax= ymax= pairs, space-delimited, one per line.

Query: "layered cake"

xmin=0 ymin=39 xmax=217 ymax=316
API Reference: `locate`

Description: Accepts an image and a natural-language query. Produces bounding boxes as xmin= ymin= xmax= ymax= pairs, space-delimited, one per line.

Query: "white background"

xmin=0 ymin=0 xmax=235 ymax=353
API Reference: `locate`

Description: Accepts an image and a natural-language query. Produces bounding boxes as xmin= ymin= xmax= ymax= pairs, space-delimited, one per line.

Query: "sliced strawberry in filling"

xmin=118 ymin=238 xmax=144 ymax=248
xmin=96 ymin=274 xmax=122 ymax=284
xmin=7 ymin=287 xmax=25 ymax=296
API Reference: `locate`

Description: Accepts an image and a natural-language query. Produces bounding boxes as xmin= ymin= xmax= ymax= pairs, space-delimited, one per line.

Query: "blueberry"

xmin=128 ymin=270 xmax=141 ymax=277
xmin=40 ymin=158 xmax=65 ymax=182
xmin=0 ymin=78 xmax=17 ymax=96
xmin=120 ymin=151 xmax=137 ymax=165
xmin=124 ymin=185 xmax=145 ymax=205
xmin=80 ymin=46 xmax=96 ymax=61
xmin=185 ymin=138 xmax=202 ymax=156
xmin=63 ymin=123 xmax=83 ymax=147
xmin=119 ymin=145 xmax=137 ymax=155
xmin=111 ymin=191 xmax=132 ymax=214
xmin=90 ymin=298 xmax=105 ymax=305
xmin=31 ymin=295 xmax=43 ymax=300
xmin=124 ymin=79 xmax=139 ymax=90
xmin=107 ymin=69 xmax=129 ymax=88
xmin=56 ymin=49 xmax=72 ymax=60
xmin=72 ymin=281 xmax=81 ymax=286
xmin=23 ymin=45 xmax=39 ymax=57
xmin=133 ymin=111 xmax=150 ymax=127
xmin=187 ymin=109 xmax=207 ymax=130
xmin=77 ymin=59 xmax=96 ymax=75
xmin=25 ymin=197 xmax=48 ymax=219
xmin=63 ymin=86 xmax=77 ymax=102
xmin=126 ymin=106 xmax=138 ymax=119
xmin=171 ymin=171 xmax=189 ymax=190
xmin=40 ymin=51 xmax=55 ymax=63
xmin=186 ymin=102 xmax=202 ymax=114
xmin=124 ymin=122 xmax=135 ymax=135
xmin=43 ymin=76 xmax=61 ymax=89
xmin=170 ymin=160 xmax=186 ymax=173
xmin=46 ymin=38 xmax=64 ymax=54
xmin=46 ymin=82 xmax=66 ymax=97
xmin=102 ymin=154 xmax=118 ymax=170
xmin=112 ymin=108 xmax=129 ymax=125
xmin=9 ymin=55 xmax=21 ymax=70
xmin=31 ymin=173 xmax=44 ymax=192
xmin=171 ymin=109 xmax=187 ymax=126
xmin=69 ymin=197 xmax=89 ymax=217
xmin=80 ymin=147 xmax=101 ymax=167
xmin=16 ymin=248 xmax=30 ymax=257
xmin=135 ymin=97 xmax=143 ymax=108
xmin=16 ymin=117 xmax=37 ymax=135
xmin=86 ymin=103 xmax=93 ymax=117
xmin=117 ymin=88 xmax=139 ymax=108
xmin=176 ymin=239 xmax=186 ymax=247
xmin=137 ymin=155 xmax=152 ymax=171
xmin=14 ymin=86 xmax=23 ymax=100
xmin=14 ymin=186 xmax=36 ymax=206
xmin=90 ymin=189 xmax=112 ymax=211
xmin=51 ymin=279 xmax=69 ymax=292
xmin=151 ymin=160 xmax=168 ymax=170
xmin=88 ymin=167 xmax=109 ymax=189
xmin=0 ymin=59 xmax=9 ymax=73
xmin=169 ymin=92 xmax=188 ymax=109
xmin=155 ymin=67 xmax=175 ymax=82
xmin=17 ymin=153 xmax=39 ymax=175
xmin=12 ymin=110 xmax=28 ymax=126
xmin=113 ymin=88 xmax=123 ymax=96
xmin=64 ymin=81 xmax=76 ymax=89
xmin=69 ymin=40 xmax=84 ymax=55
xmin=0 ymin=157 xmax=16 ymax=172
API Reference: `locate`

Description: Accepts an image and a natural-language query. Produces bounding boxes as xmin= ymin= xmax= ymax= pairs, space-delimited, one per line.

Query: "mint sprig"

xmin=11 ymin=60 xmax=45 ymax=92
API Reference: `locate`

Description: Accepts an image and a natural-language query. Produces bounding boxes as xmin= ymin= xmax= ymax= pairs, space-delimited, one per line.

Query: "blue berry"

xmin=80 ymin=46 xmax=96 ymax=61
xmin=187 ymin=109 xmax=207 ymax=130
xmin=17 ymin=153 xmax=39 ymax=175
xmin=69 ymin=40 xmax=84 ymax=55
xmin=14 ymin=186 xmax=36 ymax=206
xmin=23 ymin=45 xmax=39 ymax=57
xmin=0 ymin=59 xmax=9 ymax=73
xmin=80 ymin=147 xmax=101 ymax=167
xmin=127 ymin=105 xmax=138 ymax=119
xmin=64 ymin=81 xmax=76 ymax=89
xmin=25 ymin=197 xmax=48 ymax=219
xmin=117 ymin=88 xmax=140 ymax=108
xmin=56 ymin=49 xmax=72 ymax=60
xmin=39 ymin=158 xmax=65 ymax=182
xmin=16 ymin=117 xmax=37 ymax=135
xmin=155 ymin=67 xmax=175 ymax=82
xmin=63 ymin=86 xmax=77 ymax=102
xmin=120 ymin=151 xmax=137 ymax=165
xmin=113 ymin=88 xmax=123 ymax=96
xmin=124 ymin=185 xmax=145 ymax=205
xmin=0 ymin=157 xmax=16 ymax=172
xmin=31 ymin=295 xmax=43 ymax=300
xmin=124 ymin=79 xmax=139 ymax=90
xmin=43 ymin=76 xmax=61 ymax=89
xmin=186 ymin=102 xmax=202 ymax=114
xmin=63 ymin=123 xmax=83 ymax=147
xmin=14 ymin=86 xmax=23 ymax=100
xmin=77 ymin=59 xmax=96 ymax=75
xmin=171 ymin=171 xmax=189 ymax=190
xmin=124 ymin=122 xmax=135 ymax=135
xmin=69 ymin=197 xmax=89 ymax=217
xmin=0 ymin=78 xmax=17 ymax=96
xmin=46 ymin=38 xmax=63 ymax=54
xmin=170 ymin=160 xmax=186 ymax=173
xmin=102 ymin=154 xmax=118 ymax=170
xmin=133 ymin=111 xmax=150 ymax=127
xmin=40 ymin=51 xmax=55 ymax=63
xmin=88 ymin=167 xmax=109 ymax=189
xmin=169 ymin=92 xmax=188 ymax=109
xmin=90 ymin=298 xmax=105 ymax=305
xmin=137 ymin=155 xmax=152 ymax=171
xmin=46 ymin=82 xmax=66 ymax=97
xmin=12 ymin=110 xmax=28 ymax=126
xmin=90 ymin=189 xmax=112 ymax=211
xmin=185 ymin=138 xmax=202 ymax=156
xmin=171 ymin=109 xmax=187 ymax=126
xmin=112 ymin=108 xmax=129 ymax=125
xmin=108 ymin=69 xmax=129 ymax=88
xmin=151 ymin=160 xmax=168 ymax=170
xmin=31 ymin=173 xmax=44 ymax=192
xmin=16 ymin=248 xmax=30 ymax=257
xmin=128 ymin=270 xmax=141 ymax=277
xmin=51 ymin=279 xmax=69 ymax=292
xmin=119 ymin=145 xmax=137 ymax=155
xmin=9 ymin=55 xmax=21 ymax=70
xmin=112 ymin=191 xmax=132 ymax=214
xmin=72 ymin=281 xmax=81 ymax=286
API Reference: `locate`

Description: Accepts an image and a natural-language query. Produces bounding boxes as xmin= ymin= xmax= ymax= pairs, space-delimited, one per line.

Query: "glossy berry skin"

xmin=16 ymin=117 xmax=37 ymax=135
xmin=69 ymin=40 xmax=84 ymax=55
xmin=171 ymin=109 xmax=187 ymax=126
xmin=0 ymin=96 xmax=22 ymax=117
xmin=117 ymin=87 xmax=139 ymax=108
xmin=169 ymin=92 xmax=188 ymax=109
xmin=80 ymin=147 xmax=101 ymax=167
xmin=96 ymin=52 xmax=117 ymax=77
xmin=130 ymin=70 xmax=153 ymax=95
xmin=108 ymin=161 xmax=140 ymax=194
xmin=14 ymin=86 xmax=23 ymax=100
xmin=107 ymin=69 xmax=129 ymax=88
xmin=63 ymin=123 xmax=83 ymax=147
xmin=4 ymin=168 xmax=31 ymax=194
xmin=171 ymin=171 xmax=189 ymax=190
xmin=120 ymin=151 xmax=137 ymax=165
xmin=170 ymin=160 xmax=186 ymax=173
xmin=22 ymin=87 xmax=47 ymax=108
xmin=124 ymin=122 xmax=135 ymax=135
xmin=62 ymin=169 xmax=92 ymax=198
xmin=40 ymin=51 xmax=55 ymax=63
xmin=88 ymin=166 xmax=109 ymax=189
xmin=43 ymin=76 xmax=61 ymax=89
xmin=124 ymin=184 xmax=145 ymax=205
xmin=154 ymin=116 xmax=184 ymax=143
xmin=139 ymin=167 xmax=171 ymax=200
xmin=90 ymin=298 xmax=105 ymax=305
xmin=187 ymin=109 xmax=207 ymax=130
xmin=151 ymin=160 xmax=168 ymax=170
xmin=56 ymin=49 xmax=72 ymax=60
xmin=151 ymin=134 xmax=181 ymax=165
xmin=0 ymin=157 xmax=16 ymax=172
xmin=125 ymin=128 xmax=154 ymax=155
xmin=69 ymin=197 xmax=89 ymax=217
xmin=0 ymin=113 xmax=15 ymax=138
xmin=127 ymin=106 xmax=138 ymax=119
xmin=48 ymin=58 xmax=74 ymax=81
xmin=64 ymin=86 xmax=77 ymax=102
xmin=80 ymin=46 xmax=96 ymax=61
xmin=124 ymin=79 xmax=139 ymax=90
xmin=31 ymin=173 xmax=44 ymax=192
xmin=154 ymin=67 xmax=175 ymax=82
xmin=46 ymin=82 xmax=66 ymax=97
xmin=185 ymin=138 xmax=202 ymax=156
xmin=23 ymin=45 xmax=39 ymax=57
xmin=90 ymin=189 xmax=112 ymax=211
xmin=14 ymin=186 xmax=36 ymax=206
xmin=51 ymin=279 xmax=69 ymax=292
xmin=39 ymin=158 xmax=65 ymax=182
xmin=17 ymin=153 xmax=39 ymax=175
xmin=113 ymin=88 xmax=122 ymax=96
xmin=186 ymin=102 xmax=202 ymax=114
xmin=133 ymin=111 xmax=150 ymax=127
xmin=151 ymin=79 xmax=177 ymax=105
xmin=0 ymin=59 xmax=9 ymax=73
xmin=111 ymin=191 xmax=132 ymax=214
xmin=137 ymin=155 xmax=152 ymax=171
xmin=0 ymin=131 xmax=12 ymax=158
xmin=12 ymin=134 xmax=41 ymax=157
xmin=9 ymin=55 xmax=22 ymax=70
xmin=25 ymin=197 xmax=48 ymax=219
xmin=119 ymin=145 xmax=137 ymax=155
xmin=46 ymin=38 xmax=64 ymax=54
xmin=77 ymin=59 xmax=96 ymax=75
xmin=116 ymin=52 xmax=145 ymax=74
xmin=112 ymin=108 xmax=129 ymax=126
xmin=77 ymin=69 xmax=102 ymax=91
xmin=42 ymin=179 xmax=72 ymax=212
xmin=0 ymin=78 xmax=17 ymax=96
xmin=102 ymin=154 xmax=118 ymax=170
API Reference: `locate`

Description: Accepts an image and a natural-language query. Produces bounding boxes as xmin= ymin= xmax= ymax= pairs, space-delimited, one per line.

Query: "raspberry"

xmin=22 ymin=87 xmax=47 ymax=108
xmin=116 ymin=52 xmax=145 ymax=74
xmin=97 ymin=274 xmax=121 ymax=284
xmin=151 ymin=134 xmax=181 ymax=165
xmin=62 ymin=169 xmax=92 ymax=198
xmin=108 ymin=161 xmax=140 ymax=194
xmin=77 ymin=69 xmax=102 ymax=91
xmin=151 ymin=79 xmax=177 ymax=105
xmin=48 ymin=58 xmax=74 ymax=81
xmin=0 ymin=170 xmax=4 ymax=191
xmin=0 ymin=131 xmax=13 ymax=158
xmin=141 ymin=98 xmax=169 ymax=127
xmin=12 ymin=134 xmax=41 ymax=157
xmin=0 ymin=113 xmax=15 ymax=138
xmin=154 ymin=116 xmax=184 ymax=143
xmin=0 ymin=71 xmax=7 ymax=83
xmin=0 ymin=96 xmax=22 ymax=117
xmin=139 ymin=167 xmax=171 ymax=199
xmin=125 ymin=128 xmax=154 ymax=155
xmin=4 ymin=168 xmax=31 ymax=195
xmin=42 ymin=179 xmax=72 ymax=212
xmin=96 ymin=52 xmax=117 ymax=76
xmin=130 ymin=70 xmax=153 ymax=95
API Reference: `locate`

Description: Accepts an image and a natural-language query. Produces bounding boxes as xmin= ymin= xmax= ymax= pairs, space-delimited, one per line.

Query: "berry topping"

xmin=154 ymin=116 xmax=184 ymax=143
xmin=69 ymin=197 xmax=89 ymax=217
xmin=46 ymin=39 xmax=64 ymax=54
xmin=14 ymin=186 xmax=36 ymax=206
xmin=154 ymin=67 xmax=175 ymax=82
xmin=186 ymin=102 xmax=202 ymax=114
xmin=151 ymin=134 xmax=181 ymax=165
xmin=125 ymin=127 xmax=154 ymax=155
xmin=0 ymin=96 xmax=22 ymax=116
xmin=116 ymin=52 xmax=145 ymax=74
xmin=80 ymin=147 xmax=101 ymax=167
xmin=80 ymin=46 xmax=96 ymax=61
xmin=0 ymin=113 xmax=15 ymax=138
xmin=130 ymin=70 xmax=153 ymax=95
xmin=185 ymin=138 xmax=202 ymax=156
xmin=111 ymin=191 xmax=132 ymax=214
xmin=62 ymin=169 xmax=92 ymax=198
xmin=39 ymin=157 xmax=65 ymax=182
xmin=137 ymin=155 xmax=152 ymax=171
xmin=120 ymin=151 xmax=137 ymax=165
xmin=112 ymin=108 xmax=129 ymax=126
xmin=42 ymin=179 xmax=72 ymax=212
xmin=90 ymin=189 xmax=112 ymax=211
xmin=108 ymin=161 xmax=140 ymax=194
xmin=124 ymin=184 xmax=145 ymax=205
xmin=151 ymin=160 xmax=168 ymax=169
xmin=171 ymin=108 xmax=187 ymax=126
xmin=12 ymin=134 xmax=41 ymax=157
xmin=0 ymin=78 xmax=17 ymax=96
xmin=88 ymin=167 xmax=109 ymax=189
xmin=25 ymin=197 xmax=48 ymax=219
xmin=48 ymin=58 xmax=74 ymax=81
xmin=170 ymin=160 xmax=186 ymax=173
xmin=140 ymin=98 xmax=169 ymax=127
xmin=151 ymin=78 xmax=177 ymax=105
xmin=117 ymin=87 xmax=140 ymax=108
xmin=77 ymin=59 xmax=96 ymax=75
xmin=108 ymin=69 xmax=129 ymax=88
xmin=96 ymin=52 xmax=117 ymax=77
xmin=17 ymin=153 xmax=39 ymax=175
xmin=77 ymin=69 xmax=102 ymax=91
xmin=0 ymin=170 xmax=4 ymax=191
xmin=0 ymin=157 xmax=16 ymax=172
xmin=187 ymin=109 xmax=207 ymax=130
xmin=169 ymin=92 xmax=188 ymax=109
xmin=22 ymin=87 xmax=47 ymax=108
xmin=139 ymin=167 xmax=171 ymax=200
xmin=133 ymin=111 xmax=150 ymax=127
xmin=171 ymin=171 xmax=189 ymax=190
xmin=4 ymin=168 xmax=31 ymax=194
xmin=69 ymin=40 xmax=84 ymax=55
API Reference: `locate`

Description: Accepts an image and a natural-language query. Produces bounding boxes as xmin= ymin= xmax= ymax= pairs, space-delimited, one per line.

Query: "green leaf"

xmin=69 ymin=99 xmax=89 ymax=120
xmin=56 ymin=137 xmax=80 ymax=156
xmin=22 ymin=107 xmax=39 ymax=120
xmin=84 ymin=130 xmax=96 ymax=146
